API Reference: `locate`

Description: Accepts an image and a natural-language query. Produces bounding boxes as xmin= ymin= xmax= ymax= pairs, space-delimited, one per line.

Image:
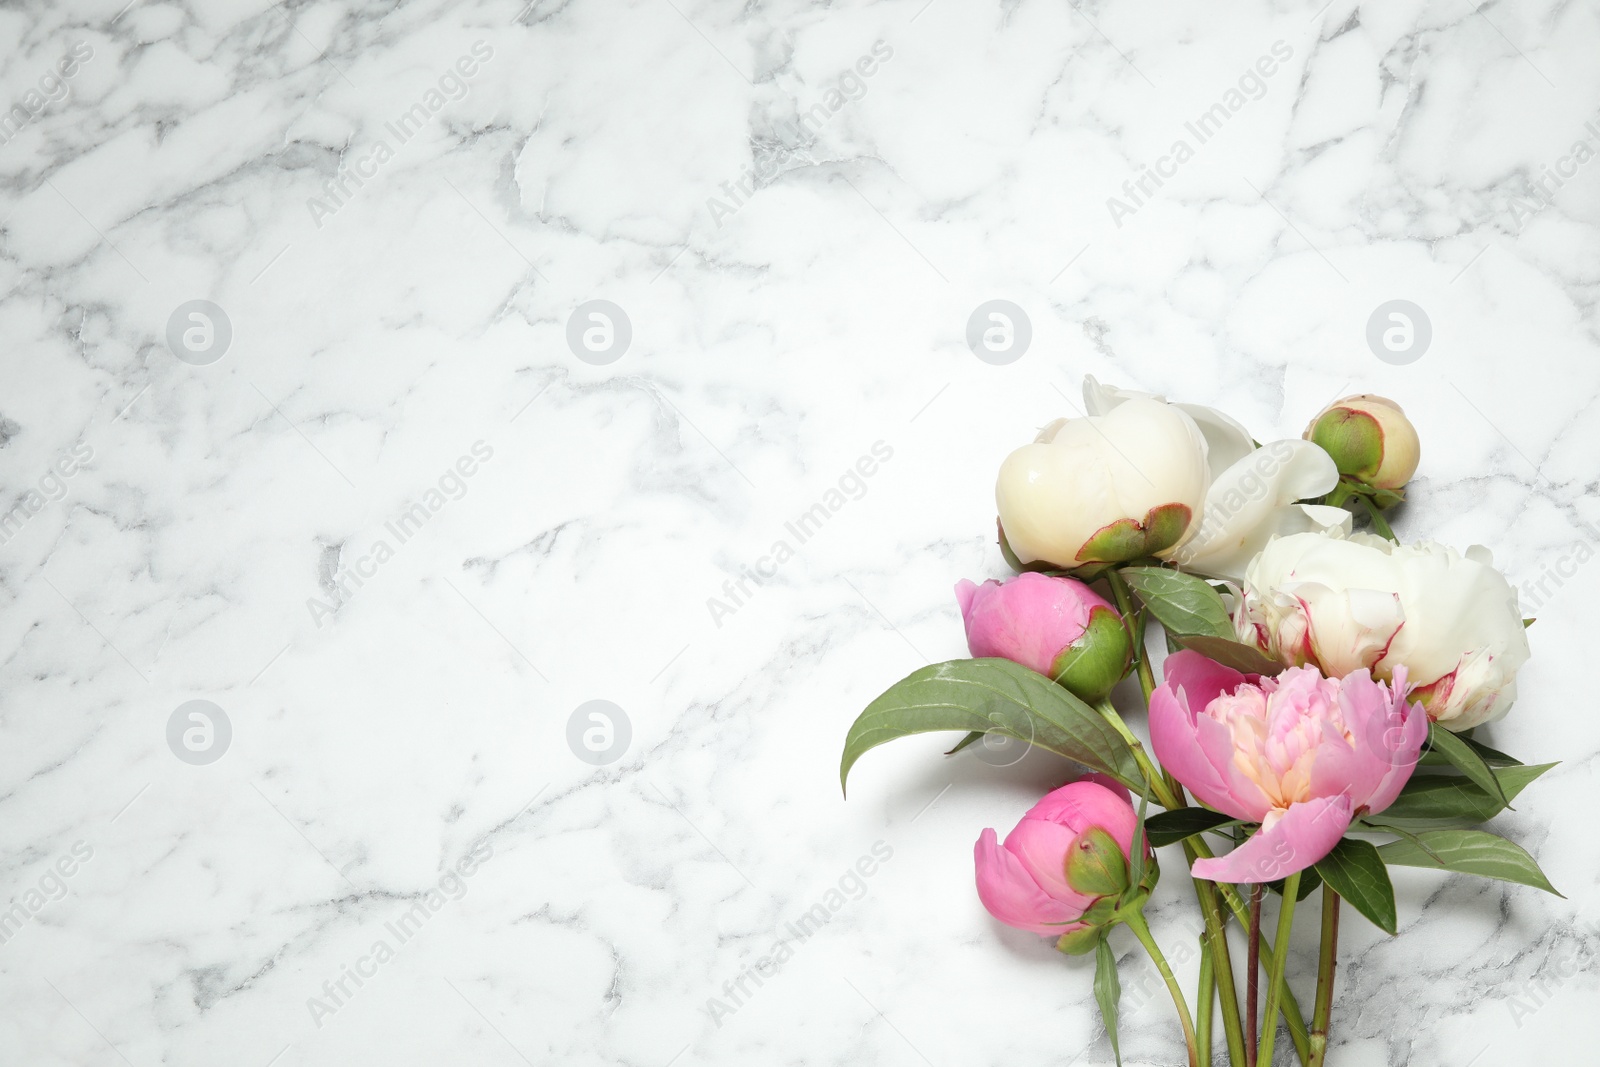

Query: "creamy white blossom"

xmin=1235 ymin=530 xmax=1530 ymax=730
xmin=996 ymin=393 xmax=1208 ymax=568
xmin=1005 ymin=377 xmax=1348 ymax=581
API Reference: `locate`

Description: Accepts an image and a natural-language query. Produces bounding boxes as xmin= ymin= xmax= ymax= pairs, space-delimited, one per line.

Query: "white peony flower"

xmin=993 ymin=377 xmax=1347 ymax=579
xmin=1235 ymin=529 xmax=1531 ymax=731
xmin=996 ymin=392 xmax=1209 ymax=569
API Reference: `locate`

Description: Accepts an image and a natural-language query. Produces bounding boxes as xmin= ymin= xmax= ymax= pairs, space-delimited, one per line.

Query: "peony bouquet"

xmin=840 ymin=378 xmax=1552 ymax=1066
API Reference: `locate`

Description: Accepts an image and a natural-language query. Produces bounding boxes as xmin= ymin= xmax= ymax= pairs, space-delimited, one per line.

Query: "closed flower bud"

xmin=996 ymin=397 xmax=1207 ymax=568
xmin=1306 ymin=394 xmax=1421 ymax=491
xmin=956 ymin=573 xmax=1131 ymax=703
xmin=974 ymin=777 xmax=1139 ymax=937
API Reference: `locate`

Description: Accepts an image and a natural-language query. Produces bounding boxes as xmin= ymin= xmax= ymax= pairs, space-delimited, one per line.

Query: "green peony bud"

xmin=1306 ymin=394 xmax=1420 ymax=491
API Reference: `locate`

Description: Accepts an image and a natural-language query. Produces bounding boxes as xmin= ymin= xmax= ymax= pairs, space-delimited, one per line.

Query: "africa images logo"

xmin=304 ymin=41 xmax=494 ymax=229
xmin=1105 ymin=40 xmax=1294 ymax=227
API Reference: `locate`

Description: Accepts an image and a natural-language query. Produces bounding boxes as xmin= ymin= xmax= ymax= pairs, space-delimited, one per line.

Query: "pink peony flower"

xmin=974 ymin=777 xmax=1139 ymax=935
xmin=1149 ymin=651 xmax=1427 ymax=883
xmin=955 ymin=573 xmax=1130 ymax=702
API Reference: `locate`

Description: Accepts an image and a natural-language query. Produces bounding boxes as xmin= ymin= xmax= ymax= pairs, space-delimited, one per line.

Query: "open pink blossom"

xmin=974 ymin=777 xmax=1138 ymax=935
xmin=1149 ymin=651 xmax=1426 ymax=883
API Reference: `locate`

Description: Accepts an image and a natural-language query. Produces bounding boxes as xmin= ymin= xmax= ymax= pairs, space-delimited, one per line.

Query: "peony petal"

xmin=1191 ymin=796 xmax=1354 ymax=884
xmin=1197 ymin=712 xmax=1276 ymax=821
xmin=1175 ymin=402 xmax=1256 ymax=475
xmin=1376 ymin=540 xmax=1530 ymax=728
xmin=1150 ymin=685 xmax=1231 ymax=809
xmin=1162 ymin=649 xmax=1247 ymax=709
xmin=1172 ymin=440 xmax=1347 ymax=581
xmin=1080 ymin=375 xmax=1256 ymax=474
xmin=1302 ymin=584 xmax=1405 ymax=679
xmin=1081 ymin=374 xmax=1129 ymax=417
xmin=1358 ymin=671 xmax=1428 ymax=814
xmin=1004 ymin=819 xmax=1098 ymax=908
xmin=1095 ymin=399 xmax=1211 ymax=530
xmin=1151 ymin=652 xmax=1278 ymax=819
xmin=955 ymin=579 xmax=978 ymax=619
xmin=974 ymin=828 xmax=1087 ymax=935
xmin=1305 ymin=669 xmax=1415 ymax=811
xmin=1024 ymin=779 xmax=1138 ymax=858
xmin=1305 ymin=715 xmax=1382 ymax=808
xmin=955 ymin=573 xmax=1107 ymax=677
xmin=998 ymin=396 xmax=1210 ymax=568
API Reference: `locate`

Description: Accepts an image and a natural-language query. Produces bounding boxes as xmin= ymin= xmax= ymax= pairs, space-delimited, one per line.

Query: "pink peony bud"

xmin=1149 ymin=651 xmax=1428 ymax=883
xmin=974 ymin=777 xmax=1139 ymax=936
xmin=955 ymin=573 xmax=1131 ymax=702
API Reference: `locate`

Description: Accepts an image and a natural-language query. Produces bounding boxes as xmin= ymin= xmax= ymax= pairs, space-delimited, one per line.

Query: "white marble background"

xmin=1 ymin=0 xmax=1597 ymax=1063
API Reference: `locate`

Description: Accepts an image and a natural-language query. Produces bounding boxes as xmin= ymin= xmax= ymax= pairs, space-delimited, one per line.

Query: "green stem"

xmin=1308 ymin=890 xmax=1341 ymax=1067
xmin=1198 ymin=859 xmax=1312 ymax=1065
xmin=1360 ymin=496 xmax=1398 ymax=543
xmin=1124 ymin=910 xmax=1200 ymax=1067
xmin=1104 ymin=565 xmax=1308 ymax=1063
xmin=1193 ymin=873 xmax=1248 ymax=1067
xmin=1256 ymin=872 xmax=1302 ymax=1067
xmin=1246 ymin=886 xmax=1261 ymax=1067
xmin=1105 ymin=570 xmax=1156 ymax=704
xmin=1094 ymin=699 xmax=1181 ymax=811
xmin=1197 ymin=938 xmax=1214 ymax=1067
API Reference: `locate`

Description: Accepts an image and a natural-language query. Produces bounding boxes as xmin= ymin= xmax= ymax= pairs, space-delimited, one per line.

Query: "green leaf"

xmin=1378 ymin=830 xmax=1562 ymax=896
xmin=1268 ymin=866 xmax=1323 ymax=902
xmin=1119 ymin=566 xmax=1234 ymax=639
xmin=1144 ymin=807 xmax=1240 ymax=848
xmin=1464 ymin=736 xmax=1523 ymax=766
xmin=1173 ymin=634 xmax=1287 ymax=676
xmin=1314 ymin=838 xmax=1397 ymax=935
xmin=1416 ymin=731 xmax=1521 ymax=768
xmin=1094 ymin=935 xmax=1122 ymax=1067
xmin=1362 ymin=763 xmax=1555 ymax=831
xmin=839 ymin=658 xmax=1142 ymax=795
xmin=1423 ymin=723 xmax=1508 ymax=805
xmin=944 ymin=731 xmax=984 ymax=756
